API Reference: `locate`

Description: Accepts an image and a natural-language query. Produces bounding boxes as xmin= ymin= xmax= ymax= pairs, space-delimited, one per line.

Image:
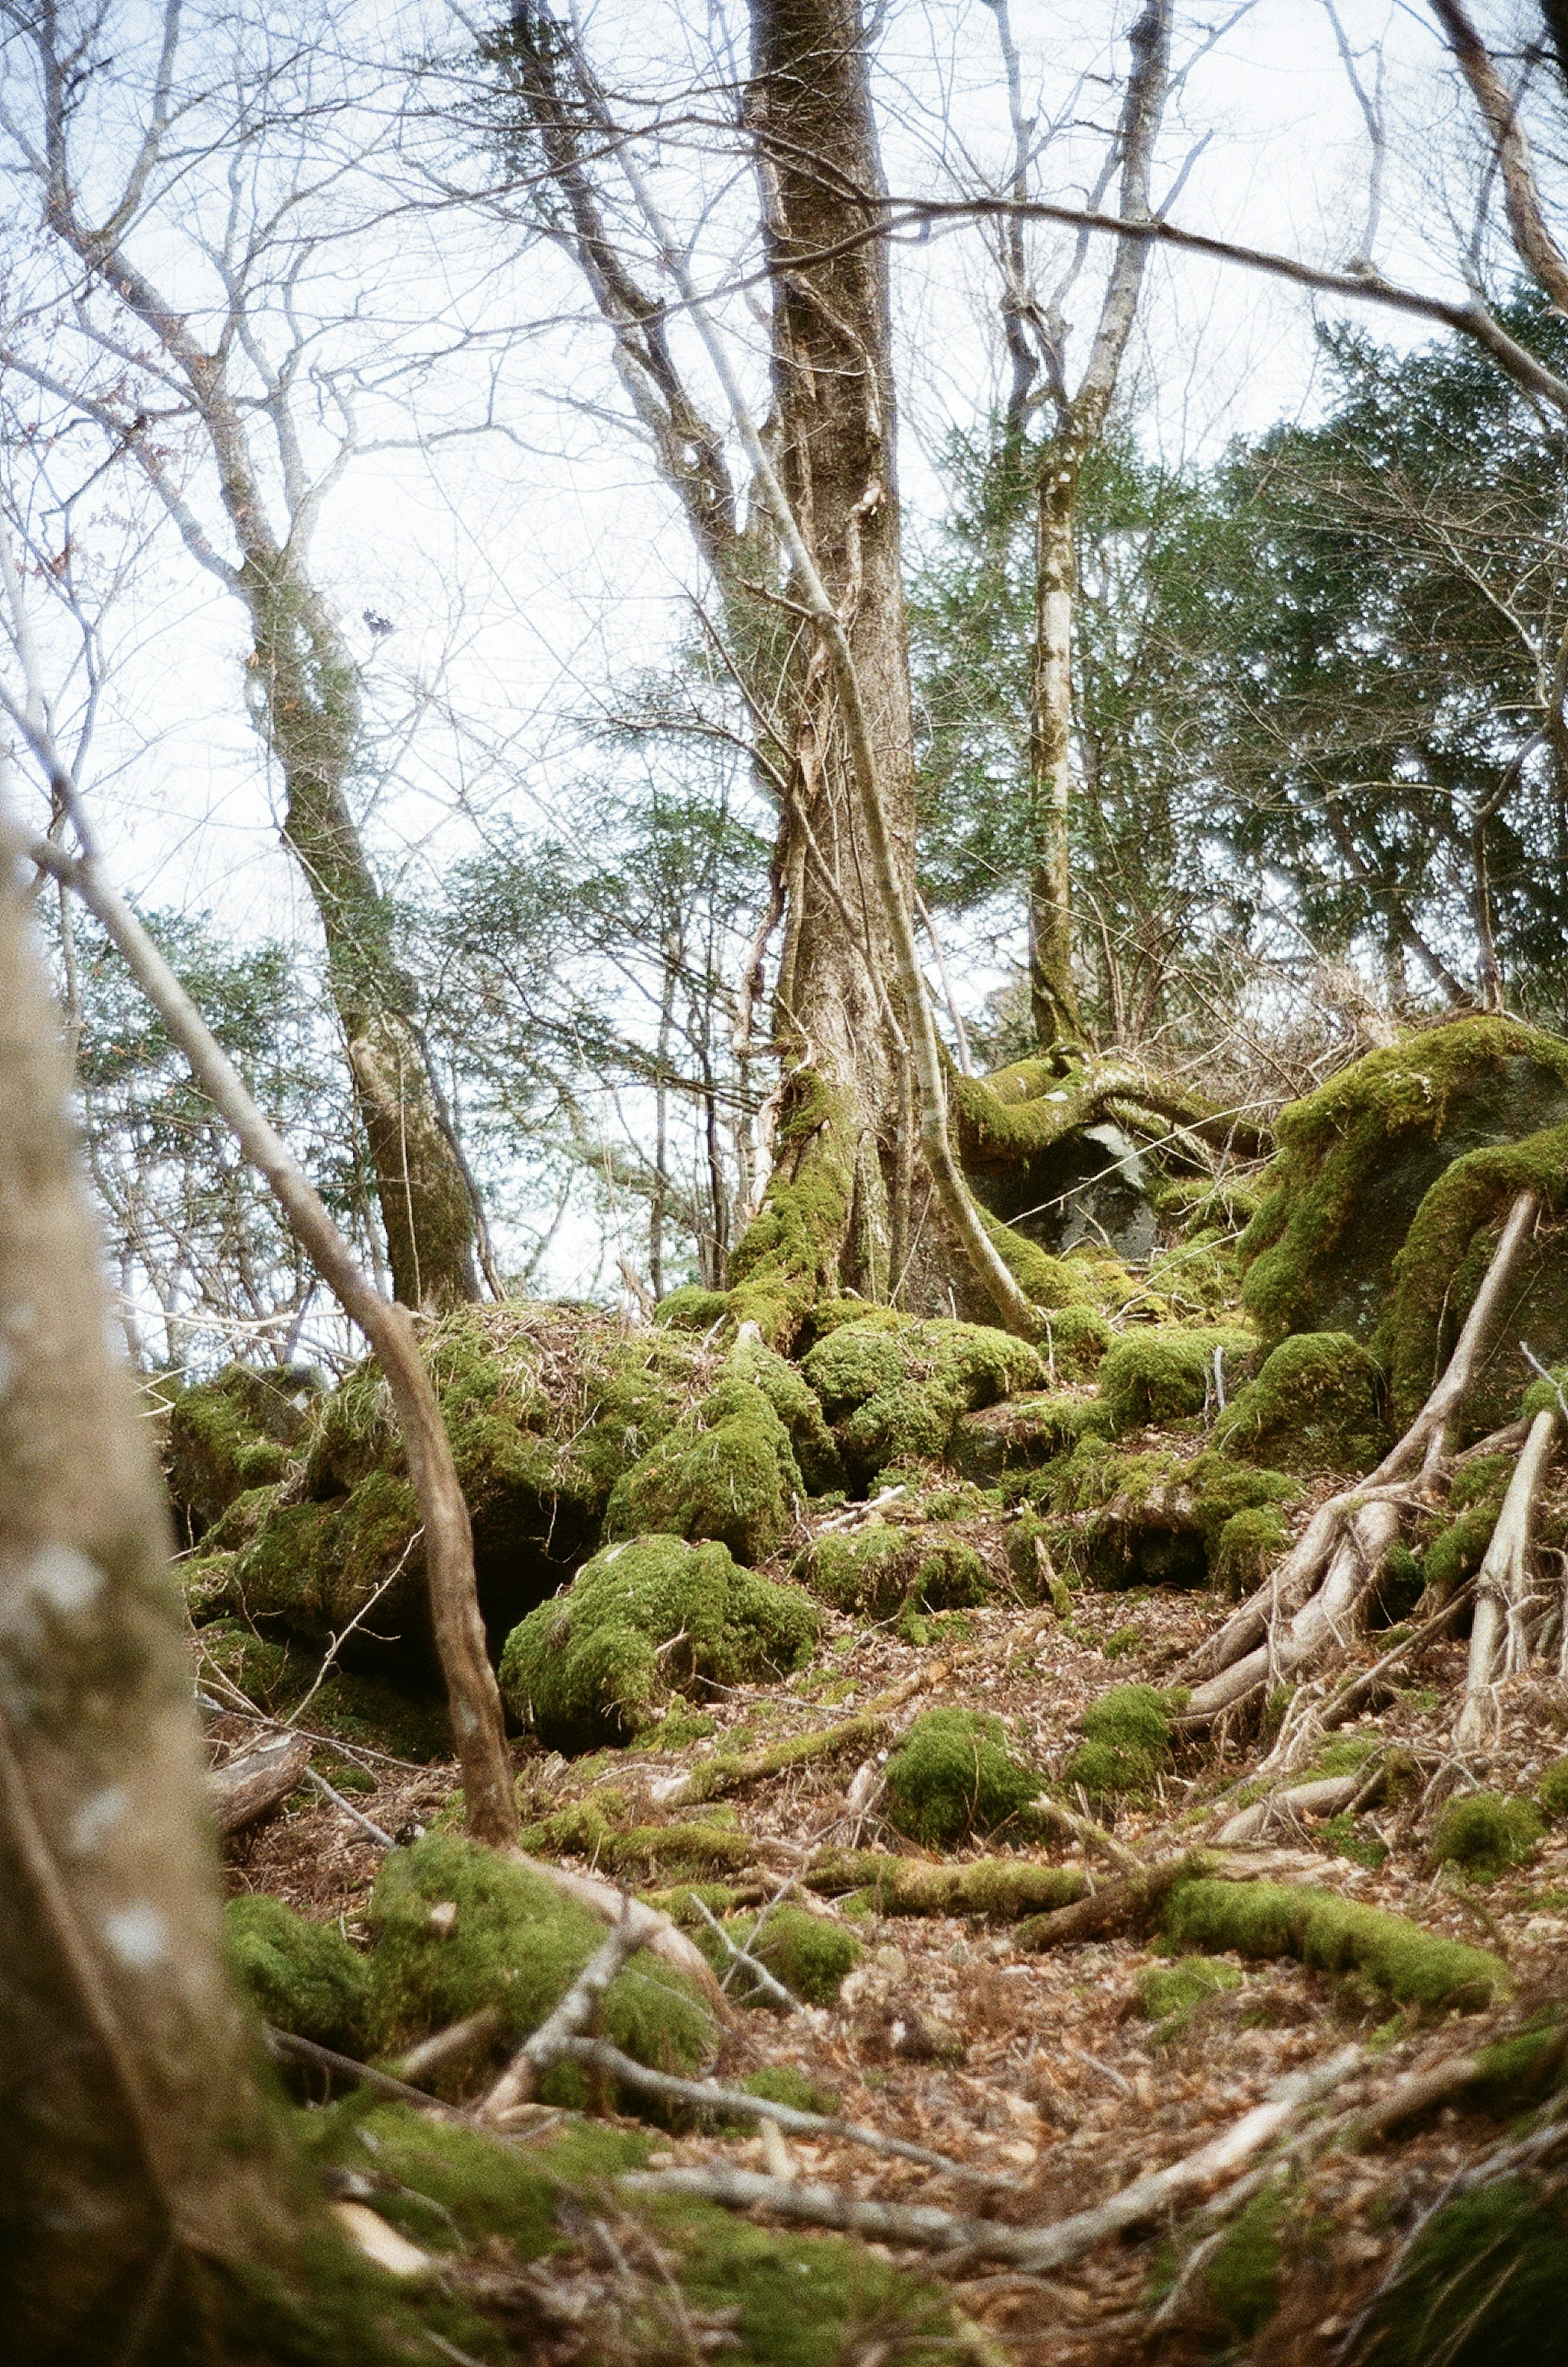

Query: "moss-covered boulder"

xmin=366 ymin=1833 xmax=710 ymax=2103
xmin=167 ymin=1362 xmax=317 ymax=1536
xmin=1064 ymin=1682 xmax=1185 ymax=1798
xmin=1240 ymin=1019 xmax=1568 ymax=1360
xmin=1213 ymin=1331 xmax=1387 ymax=1472
xmin=606 ymin=1378 xmax=804 ymax=1564
xmin=882 ymin=1708 xmax=1040 ymax=1846
xmin=1430 ymin=1791 xmax=1544 ymax=1883
xmin=800 ymin=1522 xmax=991 ymax=1619
xmin=697 ymin=1906 xmax=864 ymax=2007
xmin=498 ymin=1533 xmax=817 ymax=1752
xmin=225 ymin=1894 xmax=371 ymax=2055
xmin=1096 ymin=1326 xmax=1256 ymax=1435
xmin=802 ymin=1317 xmax=1045 ymax=1487
xmin=1034 ymin=1441 xmax=1297 ymax=1591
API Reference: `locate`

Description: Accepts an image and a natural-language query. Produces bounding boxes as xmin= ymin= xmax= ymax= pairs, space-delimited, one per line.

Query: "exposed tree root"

xmin=1455 ymin=1404 xmax=1561 ymax=1750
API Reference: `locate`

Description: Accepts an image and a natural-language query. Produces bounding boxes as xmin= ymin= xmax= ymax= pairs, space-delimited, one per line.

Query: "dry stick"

xmin=208 ymin=1732 xmax=312 ymax=1834
xmin=608 ymin=147 xmax=1043 ymax=1341
xmin=620 ymin=2047 xmax=1363 ymax=2270
xmin=264 ymin=2026 xmax=482 ymax=2126
xmin=392 ymin=2008 xmax=505 ymax=2086
xmin=1455 ymin=1404 xmax=1560 ymax=1751
xmin=537 ymin=2037 xmax=998 ymax=2179
xmin=688 ymin=1892 xmax=797 ymax=2011
xmin=479 ymin=1901 xmax=666 ymax=2124
xmin=1183 ymin=1190 xmax=1541 ymax=1717
xmin=27 ymin=834 xmax=518 ymax=1849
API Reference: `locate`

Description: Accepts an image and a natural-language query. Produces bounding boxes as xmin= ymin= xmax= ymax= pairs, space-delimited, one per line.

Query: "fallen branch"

xmin=265 ymin=2026 xmax=477 ymax=2125
xmin=689 ymin=1892 xmax=797 ymax=2010
xmin=619 ymin=2048 xmax=1364 ymax=2269
xmin=209 ymin=1732 xmax=311 ymax=1834
xmin=479 ymin=1901 xmax=660 ymax=2123
xmin=505 ymin=1849 xmax=728 ymax=2005
xmin=392 ymin=2007 xmax=504 ymax=2086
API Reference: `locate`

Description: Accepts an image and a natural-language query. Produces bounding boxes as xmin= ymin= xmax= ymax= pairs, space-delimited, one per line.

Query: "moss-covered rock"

xmin=1214 ymin=1331 xmax=1387 ymax=1472
xmin=606 ymin=1377 xmax=804 ymax=1564
xmin=498 ymin=1534 xmax=817 ymax=1752
xmin=228 ymin=1472 xmax=425 ymax=1645
xmin=882 ymin=1708 xmax=1040 ymax=1847
xmin=1211 ymin=1505 xmax=1292 ymax=1597
xmin=1096 ymin=1326 xmax=1256 ymax=1435
xmin=1430 ymin=1792 xmax=1544 ymax=1882
xmin=699 ymin=1906 xmax=863 ymax=2006
xmin=1162 ymin=1877 xmax=1510 ymax=2010
xmin=1239 ymin=1020 xmax=1568 ymax=1368
xmin=1033 ymin=1440 xmax=1297 ymax=1592
xmin=225 ymin=1894 xmax=371 ymax=2055
xmin=167 ymin=1361 xmax=317 ymax=1536
xmin=950 ymin=1389 xmax=1100 ymax=1484
xmin=1537 ymin=1760 xmax=1568 ymax=1821
xmin=194 ymin=1616 xmax=454 ymax=1762
xmin=367 ymin=1832 xmax=710 ymax=2104
xmin=802 ymin=1318 xmax=1045 ymax=1487
xmin=1064 ymin=1683 xmax=1185 ymax=1797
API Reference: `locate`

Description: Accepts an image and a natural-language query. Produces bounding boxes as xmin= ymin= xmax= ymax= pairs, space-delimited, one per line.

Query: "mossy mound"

xmin=227 ymin=1472 xmax=426 ymax=1648
xmin=1033 ymin=1440 xmax=1297 ymax=1592
xmin=606 ymin=1377 xmax=805 ymax=1564
xmin=1138 ymin=1954 xmax=1242 ymax=2029
xmin=167 ymin=1361 xmax=317 ymax=1536
xmin=801 ymin=1317 xmax=1045 ymax=1487
xmin=1430 ymin=1791 xmax=1544 ymax=1882
xmin=1239 ymin=1019 xmax=1568 ymax=1361
xmin=1357 ymin=2174 xmax=1568 ymax=2367
xmin=1162 ymin=1877 xmax=1510 ymax=2011
xmin=733 ymin=2065 xmax=840 ymax=2119
xmin=1211 ymin=1505 xmax=1292 ymax=1597
xmin=498 ymin=1533 xmax=817 ymax=1752
xmin=1096 ymin=1327 xmax=1256 ymax=1434
xmin=1064 ymin=1682 xmax=1185 ymax=1797
xmin=1537 ymin=1760 xmax=1568 ymax=1821
xmin=1200 ymin=2188 xmax=1289 ymax=2341
xmin=366 ymin=1832 xmax=710 ymax=2104
xmin=950 ymin=1389 xmax=1103 ymax=1483
xmin=699 ymin=1906 xmax=863 ymax=2006
xmin=1213 ymin=1331 xmax=1387 ymax=1472
xmin=801 ymin=1522 xmax=993 ymax=1620
xmin=882 ymin=1708 xmax=1040 ymax=1847
xmin=225 ymin=1894 xmax=371 ymax=2055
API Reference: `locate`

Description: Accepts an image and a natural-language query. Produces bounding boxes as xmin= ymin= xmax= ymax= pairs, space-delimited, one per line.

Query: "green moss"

xmin=882 ymin=1708 xmax=1040 ymax=1847
xmin=366 ymin=1833 xmax=710 ymax=2105
xmin=651 ymin=2199 xmax=956 ymax=2367
xmin=517 ymin=1801 xmax=755 ymax=1884
xmin=802 ymin=1318 xmax=1045 ymax=1486
xmin=1537 ymin=1760 xmax=1568 ymax=1821
xmin=1202 ymin=2187 xmax=1289 ymax=2340
xmin=1430 ymin=1792 xmax=1544 ymax=1882
xmin=800 ymin=1519 xmax=911 ymax=1616
xmin=1214 ymin=1331 xmax=1387 ymax=1472
xmin=1042 ymin=1304 xmax=1114 ymax=1380
xmin=655 ymin=1286 xmax=733 ymax=1333
xmin=166 ymin=1361 xmax=314 ymax=1533
xmin=804 ymin=1850 xmax=1086 ymax=1919
xmin=499 ymin=1534 xmax=817 ymax=1752
xmin=1139 ymin=1955 xmax=1242 ymax=2028
xmin=727 ymin=1335 xmax=841 ymax=1494
xmin=1096 ymin=1327 xmax=1255 ymax=1434
xmin=194 ymin=1617 xmax=453 ymax=1762
xmin=1319 ymin=1813 xmax=1389 ymax=1869
xmin=1064 ymin=1683 xmax=1186 ymax=1797
xmin=606 ymin=1377 xmax=805 ymax=1564
xmin=734 ymin=2065 xmax=840 ymax=2119
xmin=1359 ymin=2176 xmax=1568 ymax=2367
xmin=1451 ymin=1454 xmax=1515 ymax=1511
xmin=951 ymin=1389 xmax=1100 ymax=1484
xmin=1468 ymin=2016 xmax=1568 ymax=2110
xmin=700 ymin=1906 xmax=863 ymax=2006
xmin=1212 ymin=1506 xmax=1291 ymax=1597
xmin=225 ymin=1895 xmax=371 ymax=2055
xmin=1522 ymin=1362 xmax=1568 ymax=1420
xmin=230 ymin=1473 xmax=423 ymax=1642
xmin=1422 ymin=1504 xmax=1500 ymax=1600
xmin=725 ymin=1074 xmax=857 ymax=1342
xmin=1240 ymin=1019 xmax=1568 ymax=1353
xmin=1161 ymin=1877 xmax=1510 ymax=2010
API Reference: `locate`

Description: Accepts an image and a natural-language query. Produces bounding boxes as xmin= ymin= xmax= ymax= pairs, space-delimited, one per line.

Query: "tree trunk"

xmin=0 ymin=830 xmax=395 ymax=2360
xmin=1029 ymin=450 xmax=1085 ymax=1046
xmin=737 ymin=0 xmax=920 ymax=1318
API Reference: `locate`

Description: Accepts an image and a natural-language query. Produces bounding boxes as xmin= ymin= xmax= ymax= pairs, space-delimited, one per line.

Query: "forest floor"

xmin=214 ymin=1462 xmax=1568 ymax=2365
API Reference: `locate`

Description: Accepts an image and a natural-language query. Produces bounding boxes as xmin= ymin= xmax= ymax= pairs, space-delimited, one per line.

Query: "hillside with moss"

xmin=178 ymin=1018 xmax=1568 ymax=2367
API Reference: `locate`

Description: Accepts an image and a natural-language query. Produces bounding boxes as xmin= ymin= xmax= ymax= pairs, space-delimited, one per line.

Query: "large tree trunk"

xmin=0 ymin=832 xmax=394 ymax=2359
xmin=733 ymin=0 xmax=922 ymax=1323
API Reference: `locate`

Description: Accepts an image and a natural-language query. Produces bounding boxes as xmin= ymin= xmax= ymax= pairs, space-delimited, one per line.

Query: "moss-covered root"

xmin=671 ymin=1712 xmax=888 ymax=1808
xmin=1353 ymin=2175 xmax=1568 ymax=2367
xmin=805 ymin=1850 xmax=1087 ymax=1920
xmin=1162 ymin=1878 xmax=1510 ymax=2012
xmin=498 ymin=1534 xmax=817 ymax=1753
xmin=1014 ymin=1855 xmax=1202 ymax=1951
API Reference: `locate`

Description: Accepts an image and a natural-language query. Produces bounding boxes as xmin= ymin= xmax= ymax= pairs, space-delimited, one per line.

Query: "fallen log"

xmin=209 ymin=1732 xmax=312 ymax=1834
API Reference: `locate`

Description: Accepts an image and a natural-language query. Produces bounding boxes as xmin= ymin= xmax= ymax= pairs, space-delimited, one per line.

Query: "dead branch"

xmin=479 ymin=1900 xmax=668 ymax=2123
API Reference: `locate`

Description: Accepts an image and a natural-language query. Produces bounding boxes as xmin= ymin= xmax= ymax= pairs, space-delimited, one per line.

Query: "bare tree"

xmin=0 ymin=0 xmax=483 ymax=1310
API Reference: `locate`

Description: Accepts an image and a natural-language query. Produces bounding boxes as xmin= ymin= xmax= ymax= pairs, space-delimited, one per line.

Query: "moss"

xmin=734 ymin=2065 xmax=840 ymax=2119
xmin=1139 ymin=1955 xmax=1242 ymax=2027
xmin=499 ymin=1533 xmax=817 ymax=1753
xmin=800 ymin=1519 xmax=911 ymax=1617
xmin=1422 ymin=1503 xmax=1500 ymax=1600
xmin=910 ymin=1539 xmax=990 ymax=1609
xmin=650 ymin=2199 xmax=956 ymax=2367
xmin=654 ymin=1286 xmax=733 ymax=1333
xmin=1468 ymin=2016 xmax=1568 ymax=2110
xmin=194 ymin=1617 xmax=453 ymax=1762
xmin=1096 ymin=1326 xmax=1256 ymax=1434
xmin=1202 ymin=2187 xmax=1289 ymax=2340
xmin=727 ymin=1335 xmax=842 ymax=1494
xmin=366 ymin=1833 xmax=710 ymax=2105
xmin=802 ymin=1317 xmax=1045 ymax=1486
xmin=1537 ymin=1759 xmax=1568 ymax=1821
xmin=1214 ymin=1331 xmax=1387 ymax=1472
xmin=1430 ymin=1792 xmax=1544 ymax=1882
xmin=1212 ymin=1506 xmax=1291 ymax=1597
xmin=1042 ymin=1304 xmax=1114 ymax=1380
xmin=1064 ymin=1683 xmax=1186 ymax=1797
xmin=882 ymin=1708 xmax=1040 ymax=1847
xmin=516 ymin=1801 xmax=756 ymax=1883
xmin=725 ymin=1073 xmax=857 ymax=1342
xmin=606 ymin=1377 xmax=805 ymax=1564
xmin=230 ymin=1472 xmax=423 ymax=1642
xmin=1240 ymin=1018 xmax=1568 ymax=1352
xmin=805 ymin=1850 xmax=1086 ymax=1919
xmin=225 ymin=1894 xmax=371 ymax=2055
xmin=1161 ymin=1877 xmax=1510 ymax=2010
xmin=166 ymin=1360 xmax=315 ymax=1534
xmin=951 ymin=1389 xmax=1099 ymax=1483
xmin=700 ymin=1906 xmax=863 ymax=2006
xmin=1358 ymin=2175 xmax=1568 ymax=2367
xmin=1523 ymin=1362 xmax=1568 ymax=1420
xmin=1319 ymin=1813 xmax=1389 ymax=1869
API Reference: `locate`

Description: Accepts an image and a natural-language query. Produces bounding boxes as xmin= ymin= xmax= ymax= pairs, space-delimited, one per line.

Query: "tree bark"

xmin=0 ymin=829 xmax=397 ymax=2360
